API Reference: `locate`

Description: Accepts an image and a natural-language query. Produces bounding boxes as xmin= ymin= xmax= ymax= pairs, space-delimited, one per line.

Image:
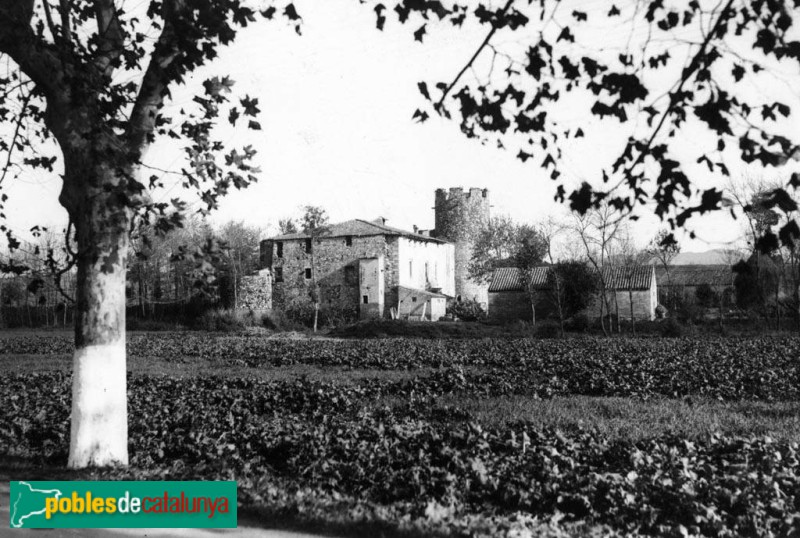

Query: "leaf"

xmin=418 ymin=82 xmax=431 ymax=101
xmin=374 ymin=4 xmax=386 ymax=30
xmin=413 ymin=24 xmax=427 ymax=42
xmin=284 ymin=4 xmax=301 ymax=21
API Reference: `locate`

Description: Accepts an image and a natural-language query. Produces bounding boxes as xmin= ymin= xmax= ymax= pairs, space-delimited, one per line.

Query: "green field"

xmin=2 ymin=332 xmax=800 ymax=537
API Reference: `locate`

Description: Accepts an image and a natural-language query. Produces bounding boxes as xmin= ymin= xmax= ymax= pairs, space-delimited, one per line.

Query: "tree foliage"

xmin=369 ymin=0 xmax=800 ymax=251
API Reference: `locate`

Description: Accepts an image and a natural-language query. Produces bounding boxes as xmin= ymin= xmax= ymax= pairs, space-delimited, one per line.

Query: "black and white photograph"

xmin=1 ymin=0 xmax=800 ymax=536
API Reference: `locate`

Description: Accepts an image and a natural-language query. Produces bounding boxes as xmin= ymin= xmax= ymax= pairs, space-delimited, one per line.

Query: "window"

xmin=345 ymin=265 xmax=357 ymax=285
xmin=411 ymin=296 xmax=417 ymax=303
xmin=304 ymin=238 xmax=312 ymax=253
xmin=363 ymin=295 xmax=369 ymax=304
xmin=276 ymin=241 xmax=283 ymax=258
xmin=345 ymin=235 xmax=353 ymax=246
xmin=274 ymin=267 xmax=283 ymax=282
xmin=305 ymin=268 xmax=312 ymax=279
xmin=457 ymin=295 xmax=462 ymax=302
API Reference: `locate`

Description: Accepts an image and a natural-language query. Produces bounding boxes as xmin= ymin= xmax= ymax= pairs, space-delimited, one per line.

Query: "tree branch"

xmin=126 ymin=1 xmax=186 ymax=153
xmin=94 ymin=0 xmax=124 ymax=76
xmin=0 ymin=0 xmax=68 ymax=110
xmin=0 ymin=90 xmax=32 ymax=187
xmin=435 ymin=0 xmax=515 ymax=112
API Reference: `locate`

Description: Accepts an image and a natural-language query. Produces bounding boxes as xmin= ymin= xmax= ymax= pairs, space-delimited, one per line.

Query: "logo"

xmin=9 ymin=481 xmax=236 ymax=529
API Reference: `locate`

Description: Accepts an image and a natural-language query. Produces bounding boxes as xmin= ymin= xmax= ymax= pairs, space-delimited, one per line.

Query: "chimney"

xmin=413 ymin=225 xmax=419 ymax=233
xmin=373 ymin=217 xmax=387 ymax=226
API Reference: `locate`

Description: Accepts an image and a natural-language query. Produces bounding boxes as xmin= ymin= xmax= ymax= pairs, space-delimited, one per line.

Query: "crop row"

xmin=4 ymin=335 xmax=800 ymax=400
xmin=2 ymin=372 xmax=799 ymax=537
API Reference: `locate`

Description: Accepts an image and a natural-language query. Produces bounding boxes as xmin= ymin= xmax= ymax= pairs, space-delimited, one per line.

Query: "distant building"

xmin=432 ymin=187 xmax=490 ymax=308
xmin=655 ymin=264 xmax=734 ymax=305
xmin=258 ymin=188 xmax=491 ymax=321
xmin=488 ymin=265 xmax=658 ymax=322
xmin=260 ymin=218 xmax=455 ymax=321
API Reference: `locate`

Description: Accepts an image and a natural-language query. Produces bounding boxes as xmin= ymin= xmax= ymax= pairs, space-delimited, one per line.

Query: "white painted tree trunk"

xmin=68 ymin=340 xmax=128 ymax=468
xmin=66 ymin=172 xmax=131 ymax=469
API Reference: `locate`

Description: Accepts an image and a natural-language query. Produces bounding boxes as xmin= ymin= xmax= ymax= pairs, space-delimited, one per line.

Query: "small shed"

xmin=397 ymin=286 xmax=448 ymax=321
xmin=596 ymin=266 xmax=657 ymax=321
xmin=488 ymin=267 xmax=552 ymax=322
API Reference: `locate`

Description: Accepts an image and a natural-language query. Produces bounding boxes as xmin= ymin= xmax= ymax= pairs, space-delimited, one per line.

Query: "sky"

xmin=6 ymin=0 xmax=800 ymax=257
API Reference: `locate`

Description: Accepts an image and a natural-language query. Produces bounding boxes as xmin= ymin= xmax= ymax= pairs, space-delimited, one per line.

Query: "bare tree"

xmin=572 ymin=203 xmax=624 ymax=336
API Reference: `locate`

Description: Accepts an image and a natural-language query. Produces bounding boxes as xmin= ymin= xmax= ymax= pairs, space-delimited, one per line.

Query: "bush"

xmin=447 ymin=299 xmax=487 ymax=322
xmin=319 ymin=305 xmax=359 ymax=328
xmin=534 ymin=320 xmax=562 ymax=338
xmin=284 ymin=299 xmax=317 ymax=327
xmin=565 ymin=313 xmax=589 ymax=333
xmin=195 ymin=309 xmax=247 ymax=332
xmin=660 ymin=317 xmax=684 ymax=337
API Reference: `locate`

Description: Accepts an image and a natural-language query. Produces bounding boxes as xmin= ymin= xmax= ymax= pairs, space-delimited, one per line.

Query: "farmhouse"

xmin=489 ymin=265 xmax=658 ymax=322
xmin=260 ymin=218 xmax=455 ymax=320
xmin=259 ymin=188 xmax=492 ymax=321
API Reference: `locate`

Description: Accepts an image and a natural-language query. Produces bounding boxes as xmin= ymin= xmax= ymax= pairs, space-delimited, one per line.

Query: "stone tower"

xmin=433 ymin=187 xmax=490 ymax=307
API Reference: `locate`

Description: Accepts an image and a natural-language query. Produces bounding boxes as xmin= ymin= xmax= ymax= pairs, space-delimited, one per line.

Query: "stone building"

xmin=655 ymin=264 xmax=734 ymax=305
xmin=488 ymin=265 xmax=658 ymax=322
xmin=432 ymin=187 xmax=490 ymax=308
xmin=261 ymin=218 xmax=455 ymax=320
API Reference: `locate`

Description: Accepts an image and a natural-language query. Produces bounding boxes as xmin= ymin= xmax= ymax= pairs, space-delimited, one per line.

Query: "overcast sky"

xmin=6 ymin=0 xmax=800 ymax=256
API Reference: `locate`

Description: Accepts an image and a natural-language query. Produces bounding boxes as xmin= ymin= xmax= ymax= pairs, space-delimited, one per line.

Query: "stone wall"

xmin=433 ymin=187 xmax=490 ymax=307
xmin=237 ymin=269 xmax=272 ymax=311
xmin=269 ymin=234 xmax=396 ymax=317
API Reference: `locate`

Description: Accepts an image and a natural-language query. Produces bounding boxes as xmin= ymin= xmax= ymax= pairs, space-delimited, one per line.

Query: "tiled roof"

xmin=490 ymin=265 xmax=655 ymax=293
xmin=655 ymin=264 xmax=733 ymax=287
xmin=269 ymin=219 xmax=447 ymax=244
xmin=600 ymin=266 xmax=654 ymax=290
xmin=488 ymin=266 xmax=550 ymax=292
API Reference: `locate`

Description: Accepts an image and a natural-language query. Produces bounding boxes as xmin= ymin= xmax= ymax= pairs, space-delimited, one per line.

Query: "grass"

xmin=426 ymin=395 xmax=800 ymax=442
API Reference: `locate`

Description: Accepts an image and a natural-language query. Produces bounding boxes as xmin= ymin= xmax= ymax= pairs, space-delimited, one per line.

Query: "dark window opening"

xmin=345 ymin=235 xmax=353 ymax=246
xmin=345 ymin=266 xmax=357 ymax=285
xmin=305 ymin=268 xmax=312 ymax=279
xmin=363 ymin=295 xmax=369 ymax=304
xmin=304 ymin=238 xmax=312 ymax=253
xmin=274 ymin=267 xmax=283 ymax=282
xmin=411 ymin=296 xmax=417 ymax=303
xmin=276 ymin=241 xmax=283 ymax=258
xmin=457 ymin=295 xmax=462 ymax=302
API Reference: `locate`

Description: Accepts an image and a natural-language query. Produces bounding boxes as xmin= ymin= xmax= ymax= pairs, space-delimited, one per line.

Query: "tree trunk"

xmin=628 ymin=288 xmax=635 ymax=335
xmin=598 ymin=288 xmax=608 ymax=336
xmin=66 ymin=171 xmax=131 ymax=469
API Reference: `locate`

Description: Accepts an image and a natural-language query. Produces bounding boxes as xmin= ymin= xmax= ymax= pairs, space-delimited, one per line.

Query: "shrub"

xmin=195 ymin=309 xmax=247 ymax=332
xmin=535 ymin=320 xmax=562 ymax=338
xmin=695 ymin=283 xmax=719 ymax=308
xmin=660 ymin=317 xmax=684 ymax=337
xmin=319 ymin=305 xmax=359 ymax=328
xmin=447 ymin=299 xmax=487 ymax=322
xmin=284 ymin=299 xmax=317 ymax=327
xmin=565 ymin=313 xmax=589 ymax=333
